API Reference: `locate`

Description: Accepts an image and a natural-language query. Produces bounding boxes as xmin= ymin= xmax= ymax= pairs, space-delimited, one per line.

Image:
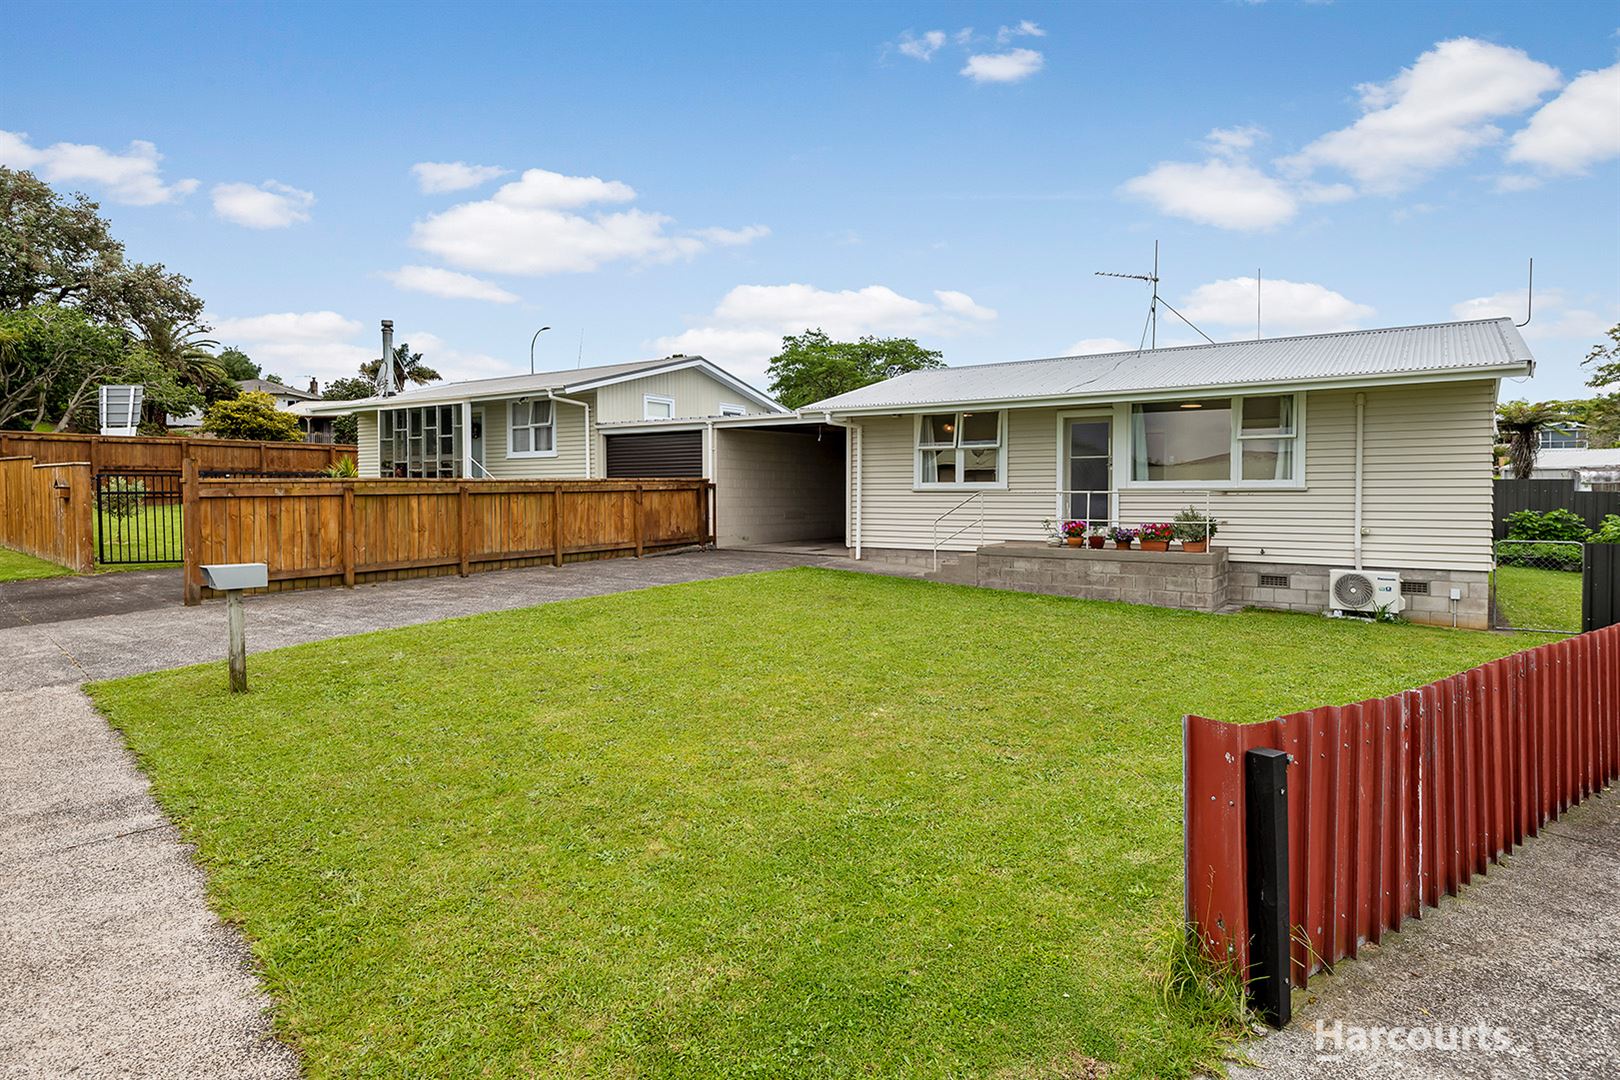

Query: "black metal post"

xmin=1245 ymin=747 xmax=1291 ymax=1028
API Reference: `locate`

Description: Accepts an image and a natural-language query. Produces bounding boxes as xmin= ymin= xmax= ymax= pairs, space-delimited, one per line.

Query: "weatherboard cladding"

xmin=805 ymin=318 xmax=1532 ymax=412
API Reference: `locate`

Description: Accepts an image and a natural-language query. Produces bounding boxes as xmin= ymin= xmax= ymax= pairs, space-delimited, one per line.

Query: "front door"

xmin=470 ymin=409 xmax=485 ymax=476
xmin=1065 ymin=417 xmax=1112 ymax=524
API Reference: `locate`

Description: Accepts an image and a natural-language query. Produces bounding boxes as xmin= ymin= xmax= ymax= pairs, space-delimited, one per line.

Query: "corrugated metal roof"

xmin=299 ymin=357 xmax=704 ymax=414
xmin=802 ymin=318 xmax=1535 ymax=413
xmin=1535 ymin=448 xmax=1620 ymax=470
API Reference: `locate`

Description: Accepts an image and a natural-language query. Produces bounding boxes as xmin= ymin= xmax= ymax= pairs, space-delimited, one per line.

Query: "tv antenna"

xmin=1094 ymin=241 xmax=1214 ymax=350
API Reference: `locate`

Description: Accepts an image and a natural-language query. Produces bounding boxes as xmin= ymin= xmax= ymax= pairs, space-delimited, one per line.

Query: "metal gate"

xmin=94 ymin=471 xmax=183 ymax=565
xmin=1491 ymin=539 xmax=1584 ymax=633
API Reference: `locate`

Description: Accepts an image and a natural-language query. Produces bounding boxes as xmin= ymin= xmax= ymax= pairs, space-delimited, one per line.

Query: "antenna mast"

xmin=1516 ymin=258 xmax=1534 ymax=328
xmin=1095 ymin=239 xmax=1161 ymax=350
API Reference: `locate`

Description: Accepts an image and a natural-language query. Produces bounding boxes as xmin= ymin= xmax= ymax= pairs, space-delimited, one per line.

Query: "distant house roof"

xmin=298 ymin=355 xmax=783 ymax=415
xmin=801 ymin=318 xmax=1535 ymax=413
xmin=240 ymin=378 xmax=316 ymax=400
xmin=1533 ymin=448 xmax=1620 ymax=472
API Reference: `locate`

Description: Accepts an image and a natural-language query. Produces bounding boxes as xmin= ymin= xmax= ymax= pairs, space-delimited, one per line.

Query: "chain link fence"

xmin=1492 ymin=539 xmax=1585 ymax=634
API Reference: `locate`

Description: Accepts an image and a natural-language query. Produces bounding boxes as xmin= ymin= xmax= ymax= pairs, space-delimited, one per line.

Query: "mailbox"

xmin=200 ymin=562 xmax=268 ymax=591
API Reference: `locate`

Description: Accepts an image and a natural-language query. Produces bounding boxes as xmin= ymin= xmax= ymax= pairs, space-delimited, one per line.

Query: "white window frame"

xmin=507 ymin=398 xmax=558 ymax=459
xmin=1121 ymin=392 xmax=1305 ymax=490
xmin=718 ymin=402 xmax=747 ymax=417
xmin=644 ymin=394 xmax=675 ymax=420
xmin=913 ymin=410 xmax=1008 ymax=491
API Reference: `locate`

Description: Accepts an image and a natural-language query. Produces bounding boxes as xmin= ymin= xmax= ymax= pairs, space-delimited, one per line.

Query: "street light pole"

xmin=529 ymin=326 xmax=552 ymax=375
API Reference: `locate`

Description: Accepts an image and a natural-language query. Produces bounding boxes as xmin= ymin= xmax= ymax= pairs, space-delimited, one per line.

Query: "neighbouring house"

xmin=1525 ymin=447 xmax=1620 ymax=488
xmin=296 ymin=354 xmax=786 ymax=480
xmin=171 ymin=377 xmax=337 ymax=443
xmin=787 ymin=317 xmax=1534 ymax=629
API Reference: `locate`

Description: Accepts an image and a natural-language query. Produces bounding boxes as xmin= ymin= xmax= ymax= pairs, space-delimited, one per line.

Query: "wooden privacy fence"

xmin=0 ymin=430 xmax=356 ymax=475
xmin=1494 ymin=478 xmax=1620 ymax=539
xmin=183 ymin=470 xmax=713 ymax=603
xmin=1185 ymin=625 xmax=1620 ymax=1016
xmin=0 ymin=456 xmax=94 ymax=572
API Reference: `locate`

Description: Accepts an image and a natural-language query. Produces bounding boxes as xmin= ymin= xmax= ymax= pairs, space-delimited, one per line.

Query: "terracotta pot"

xmin=1113 ymin=539 xmax=1132 ymax=550
xmin=1065 ymin=536 xmax=1083 ymax=547
xmin=1087 ymin=535 xmax=1106 ymax=549
xmin=1181 ymin=539 xmax=1210 ymax=553
xmin=1140 ymin=539 xmax=1170 ymax=552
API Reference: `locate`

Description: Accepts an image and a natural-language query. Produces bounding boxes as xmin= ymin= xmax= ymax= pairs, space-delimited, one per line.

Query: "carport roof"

xmin=801 ymin=318 xmax=1535 ymax=413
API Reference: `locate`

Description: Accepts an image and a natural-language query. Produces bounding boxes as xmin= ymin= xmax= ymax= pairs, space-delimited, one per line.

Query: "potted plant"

xmin=1110 ymin=526 xmax=1138 ymax=550
xmin=1061 ymin=520 xmax=1087 ymax=547
xmin=1172 ymin=505 xmax=1220 ymax=553
xmin=1087 ymin=524 xmax=1108 ymax=549
xmin=1138 ymin=522 xmax=1173 ymax=552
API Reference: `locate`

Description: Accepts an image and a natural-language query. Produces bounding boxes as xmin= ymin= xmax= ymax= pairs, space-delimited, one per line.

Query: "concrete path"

xmin=0 ymin=550 xmax=829 ymax=1078
xmin=1231 ymin=789 xmax=1620 ymax=1079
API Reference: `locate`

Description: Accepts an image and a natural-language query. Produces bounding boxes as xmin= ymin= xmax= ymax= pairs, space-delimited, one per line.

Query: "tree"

xmin=765 ymin=330 xmax=944 ymax=409
xmin=1583 ymin=395 xmax=1620 ymax=450
xmin=200 ymin=390 xmax=305 ymax=442
xmin=321 ymin=375 xmax=375 ymax=445
xmin=0 ymin=167 xmax=204 ymax=331
xmin=121 ymin=346 xmax=206 ymax=434
xmin=1582 ymin=323 xmax=1620 ymax=389
xmin=0 ymin=304 xmax=132 ymax=430
xmin=1496 ymin=400 xmax=1564 ymax=480
xmin=215 ymin=347 xmax=259 ymax=381
xmin=360 ymin=343 xmax=440 ymax=389
xmin=139 ymin=318 xmax=235 ymax=424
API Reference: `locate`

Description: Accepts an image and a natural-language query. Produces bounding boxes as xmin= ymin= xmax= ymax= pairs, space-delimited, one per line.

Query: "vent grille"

xmin=1259 ymin=573 xmax=1290 ymax=589
xmin=1333 ymin=571 xmax=1376 ymax=609
xmin=1401 ymin=580 xmax=1430 ymax=596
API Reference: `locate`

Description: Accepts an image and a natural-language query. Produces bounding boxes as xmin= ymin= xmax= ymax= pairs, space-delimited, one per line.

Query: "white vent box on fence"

xmin=99 ymin=384 xmax=143 ymax=437
xmin=200 ymin=563 xmax=268 ymax=591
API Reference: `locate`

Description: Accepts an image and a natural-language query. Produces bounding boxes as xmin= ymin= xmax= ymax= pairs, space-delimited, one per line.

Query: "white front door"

xmin=1065 ymin=416 xmax=1112 ymax=524
xmin=471 ymin=409 xmax=485 ymax=475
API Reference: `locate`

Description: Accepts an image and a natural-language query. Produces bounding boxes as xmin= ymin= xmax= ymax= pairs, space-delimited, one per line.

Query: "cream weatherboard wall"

xmin=477 ymin=396 xmax=592 ymax=479
xmin=356 ymin=413 xmax=379 ymax=476
xmin=591 ymin=366 xmax=769 ymax=422
xmin=850 ymin=379 xmax=1497 ymax=573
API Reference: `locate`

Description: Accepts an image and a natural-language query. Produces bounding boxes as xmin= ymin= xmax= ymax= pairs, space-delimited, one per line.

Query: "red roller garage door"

xmin=604 ymin=431 xmax=704 ymax=478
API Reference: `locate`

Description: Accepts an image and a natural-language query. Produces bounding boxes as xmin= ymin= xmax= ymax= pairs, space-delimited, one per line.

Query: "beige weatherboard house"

xmin=800 ymin=318 xmax=1535 ymax=629
xmin=299 ymin=353 xmax=785 ymax=480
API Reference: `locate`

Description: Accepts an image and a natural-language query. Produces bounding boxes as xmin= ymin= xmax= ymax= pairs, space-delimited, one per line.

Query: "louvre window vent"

xmin=1259 ymin=573 xmax=1290 ymax=589
xmin=1401 ymin=580 xmax=1430 ymax=596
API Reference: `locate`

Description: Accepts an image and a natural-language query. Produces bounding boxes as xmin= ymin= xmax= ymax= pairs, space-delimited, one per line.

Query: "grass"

xmin=88 ymin=569 xmax=1535 ymax=1079
xmin=92 ymin=502 xmax=183 ymax=567
xmin=1494 ymin=565 xmax=1583 ymax=632
xmin=0 ymin=544 xmax=74 ymax=582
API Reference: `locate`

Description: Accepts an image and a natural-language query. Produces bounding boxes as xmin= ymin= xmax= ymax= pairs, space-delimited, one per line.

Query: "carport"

xmin=597 ymin=415 xmax=848 ymax=550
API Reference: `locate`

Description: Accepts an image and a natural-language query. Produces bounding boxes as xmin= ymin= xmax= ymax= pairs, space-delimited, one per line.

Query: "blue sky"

xmin=4 ymin=0 xmax=1617 ymax=399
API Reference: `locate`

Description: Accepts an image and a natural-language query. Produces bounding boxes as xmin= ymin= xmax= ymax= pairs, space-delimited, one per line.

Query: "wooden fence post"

xmin=458 ymin=483 xmax=471 ymax=577
xmin=258 ymin=443 xmax=269 ymax=472
xmin=68 ymin=463 xmax=94 ymax=572
xmin=341 ymin=481 xmax=357 ymax=587
xmin=633 ymin=484 xmax=644 ymax=557
xmin=182 ymin=456 xmax=202 ymax=605
xmin=552 ymin=485 xmax=564 ymax=567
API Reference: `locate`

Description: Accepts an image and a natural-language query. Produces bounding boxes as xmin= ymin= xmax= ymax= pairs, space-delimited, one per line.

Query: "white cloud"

xmin=381 ymin=265 xmax=519 ymax=304
xmin=1280 ymin=38 xmax=1561 ymax=194
xmin=410 ymin=161 xmax=510 ymax=193
xmin=0 ymin=130 xmax=198 ymax=205
xmin=1181 ymin=278 xmax=1375 ymax=335
xmin=410 ymin=167 xmax=765 ymax=275
xmin=1505 ymin=63 xmax=1620 ymax=175
xmin=897 ymin=29 xmax=946 ymax=61
xmin=1204 ymin=125 xmax=1267 ymax=157
xmin=996 ymin=20 xmax=1046 ymax=44
xmin=1121 ymin=158 xmax=1299 ymax=230
xmin=961 ymin=48 xmax=1045 ymax=84
xmin=652 ymin=282 xmax=998 ymax=384
xmin=1451 ymin=288 xmax=1613 ymax=342
xmin=207 ymin=311 xmax=515 ymax=385
xmin=211 ymin=180 xmax=315 ymax=228
xmin=1066 ymin=337 xmax=1134 ymax=355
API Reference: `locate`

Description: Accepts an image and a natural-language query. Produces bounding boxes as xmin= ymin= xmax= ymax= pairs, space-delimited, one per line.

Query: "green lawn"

xmin=93 ymin=502 xmax=183 ymax=567
xmin=1494 ymin=565 xmax=1583 ymax=632
xmin=0 ymin=543 xmax=73 ymax=582
xmin=88 ymin=569 xmax=1535 ymax=1079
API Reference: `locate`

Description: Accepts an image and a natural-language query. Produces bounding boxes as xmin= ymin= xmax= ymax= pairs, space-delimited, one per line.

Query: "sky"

xmin=4 ymin=0 xmax=1617 ymax=400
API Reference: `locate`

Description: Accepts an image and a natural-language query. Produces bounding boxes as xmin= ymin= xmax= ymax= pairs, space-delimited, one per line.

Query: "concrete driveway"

xmin=0 ymin=550 xmax=828 ymax=1078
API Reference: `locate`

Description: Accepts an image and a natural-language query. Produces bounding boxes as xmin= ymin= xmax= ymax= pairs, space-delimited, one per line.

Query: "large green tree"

xmin=321 ymin=375 xmax=376 ymax=445
xmin=1582 ymin=323 xmax=1620 ymax=391
xmin=765 ymin=330 xmax=944 ymax=409
xmin=0 ymin=167 xmax=204 ymax=331
xmin=1496 ymin=400 xmax=1565 ymax=479
xmin=216 ymin=347 xmax=259 ymax=381
xmin=0 ymin=304 xmax=132 ymax=430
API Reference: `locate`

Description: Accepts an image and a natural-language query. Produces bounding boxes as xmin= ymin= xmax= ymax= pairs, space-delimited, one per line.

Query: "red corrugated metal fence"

xmin=1185 ymin=625 xmax=1620 ymax=988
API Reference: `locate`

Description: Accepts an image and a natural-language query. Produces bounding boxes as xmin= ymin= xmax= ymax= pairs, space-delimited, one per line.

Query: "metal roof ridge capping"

xmin=800 ymin=317 xmax=1534 ymax=413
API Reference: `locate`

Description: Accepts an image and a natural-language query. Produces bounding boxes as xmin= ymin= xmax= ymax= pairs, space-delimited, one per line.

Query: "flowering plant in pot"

xmin=1061 ymin=520 xmax=1087 ymax=547
xmin=1110 ymin=526 xmax=1138 ymax=550
xmin=1172 ymin=506 xmax=1220 ymax=553
xmin=1087 ymin=524 xmax=1108 ymax=549
xmin=1138 ymin=522 xmax=1174 ymax=551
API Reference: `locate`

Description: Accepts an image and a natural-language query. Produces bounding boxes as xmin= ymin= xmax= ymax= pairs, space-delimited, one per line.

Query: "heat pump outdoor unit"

xmin=1329 ymin=569 xmax=1403 ymax=617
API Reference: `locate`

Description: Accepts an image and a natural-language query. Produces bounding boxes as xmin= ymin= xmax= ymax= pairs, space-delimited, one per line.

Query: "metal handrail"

xmin=930 ymin=490 xmax=985 ymax=571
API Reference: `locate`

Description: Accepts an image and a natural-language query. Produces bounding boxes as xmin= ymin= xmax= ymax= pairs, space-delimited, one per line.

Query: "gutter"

xmin=547 ymin=389 xmax=592 ymax=477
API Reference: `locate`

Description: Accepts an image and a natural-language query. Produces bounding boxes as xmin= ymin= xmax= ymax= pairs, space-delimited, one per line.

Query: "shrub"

xmin=201 ymin=391 xmax=305 ymax=442
xmin=324 ymin=456 xmax=359 ymax=478
xmin=1501 ymin=508 xmax=1589 ymax=570
xmin=101 ymin=476 xmax=146 ymax=518
xmin=1591 ymin=514 xmax=1620 ymax=544
xmin=1171 ymin=505 xmax=1220 ymax=543
xmin=1504 ymin=508 xmax=1591 ymax=543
